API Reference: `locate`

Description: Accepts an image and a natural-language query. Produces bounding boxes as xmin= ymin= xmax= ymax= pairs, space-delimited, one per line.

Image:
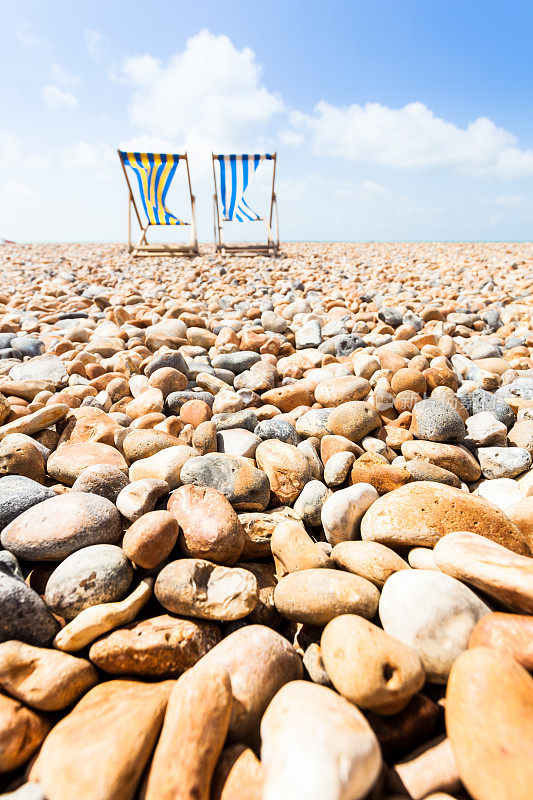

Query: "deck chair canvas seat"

xmin=212 ymin=153 xmax=279 ymax=255
xmin=118 ymin=150 xmax=198 ymax=257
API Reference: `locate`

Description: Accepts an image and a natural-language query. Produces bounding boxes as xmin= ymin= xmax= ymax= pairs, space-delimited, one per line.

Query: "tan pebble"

xmin=122 ymin=510 xmax=178 ymax=568
xmin=0 ymin=692 xmax=50 ymax=772
xmin=0 ymin=641 xmax=97 ymax=711
xmin=274 ymin=568 xmax=380 ymax=626
xmin=321 ymin=615 xmax=425 ymax=714
xmin=331 ymin=541 xmax=409 ymax=587
xmin=145 ymin=666 xmax=232 ymax=800
xmin=54 ymin=578 xmax=154 ymax=651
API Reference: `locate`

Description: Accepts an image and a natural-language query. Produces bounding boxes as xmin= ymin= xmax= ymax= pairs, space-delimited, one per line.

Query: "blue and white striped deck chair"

xmin=212 ymin=153 xmax=279 ymax=255
xmin=118 ymin=150 xmax=198 ymax=257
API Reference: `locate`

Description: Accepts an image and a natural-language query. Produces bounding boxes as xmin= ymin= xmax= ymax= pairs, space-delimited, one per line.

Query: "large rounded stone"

xmin=435 ymin=531 xmax=533 ymax=613
xmin=180 ymin=454 xmax=271 ymax=511
xmin=274 ymin=568 xmax=380 ymax=626
xmin=0 ymin=557 xmax=60 ymax=646
xmin=255 ymin=439 xmax=311 ymax=504
xmin=155 ymin=559 xmax=259 ymax=621
xmin=321 ymin=483 xmax=379 ymax=546
xmin=238 ymin=507 xmax=301 ymax=559
xmin=128 ymin=445 xmax=195 ymax=489
xmin=9 ymin=354 xmax=67 ymax=385
xmin=468 ymin=612 xmax=533 ymax=670
xmin=198 ymin=625 xmax=303 ymax=745
xmin=271 ymin=520 xmax=331 ymax=575
xmin=477 ymin=446 xmax=532 ymax=479
xmin=401 ymin=440 xmax=481 ymax=482
xmin=0 ymin=692 xmax=50 ymax=772
xmin=505 ymin=496 xmax=533 ymax=541
xmin=0 ymin=641 xmax=97 ymax=711
xmin=1 ymin=492 xmax=122 ymax=561
xmin=314 ymin=376 xmax=371 ymax=406
xmin=349 ymin=452 xmax=411 ymax=494
xmin=446 ymin=648 xmax=533 ymax=800
xmin=122 ymin=429 xmax=182 ymax=462
xmin=326 ymin=401 xmax=381 ymax=442
xmin=360 ymin=481 xmax=529 ymax=554
xmin=411 ymin=399 xmax=466 ymax=442
xmin=144 ymin=665 xmax=231 ymax=800
xmin=30 ymin=679 xmax=172 ymax=800
xmin=331 ymin=541 xmax=409 ymax=588
xmin=321 ymin=615 xmax=425 ymax=714
xmin=45 ymin=544 xmax=133 ymax=620
xmin=293 ymin=479 xmax=331 ymax=527
xmin=122 ymin=511 xmax=178 ymax=569
xmin=89 ymin=615 xmax=220 ymax=677
xmin=0 ymin=475 xmax=55 ymax=531
xmin=57 ymin=406 xmax=120 ymax=447
xmin=217 ymin=428 xmax=261 ymax=458
xmin=168 ymin=484 xmax=245 ymax=565
xmin=116 ymin=478 xmax=169 ymax=522
xmin=0 ymin=438 xmax=46 ymax=483
xmin=211 ymin=743 xmax=264 ymax=800
xmin=71 ymin=464 xmax=129 ymax=503
xmin=404 ymin=458 xmax=461 ymax=487
xmin=261 ymin=681 xmax=382 ymax=800
xmin=47 ymin=442 xmax=128 ymax=485
xmin=379 ymin=569 xmax=491 ymax=682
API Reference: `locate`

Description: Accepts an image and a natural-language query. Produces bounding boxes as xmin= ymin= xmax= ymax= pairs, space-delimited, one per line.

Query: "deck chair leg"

xmin=190 ymin=195 xmax=198 ymax=254
xmin=132 ymin=223 xmax=150 ymax=257
xmin=273 ymin=196 xmax=280 ymax=253
xmin=128 ymin=196 xmax=132 ymax=253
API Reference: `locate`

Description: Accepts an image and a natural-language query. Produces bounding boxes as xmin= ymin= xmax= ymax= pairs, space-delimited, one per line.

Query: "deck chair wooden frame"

xmin=212 ymin=153 xmax=279 ymax=256
xmin=118 ymin=150 xmax=198 ymax=257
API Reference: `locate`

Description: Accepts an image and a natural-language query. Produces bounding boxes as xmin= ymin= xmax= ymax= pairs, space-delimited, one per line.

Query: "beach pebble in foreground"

xmin=0 ymin=240 xmax=530 ymax=798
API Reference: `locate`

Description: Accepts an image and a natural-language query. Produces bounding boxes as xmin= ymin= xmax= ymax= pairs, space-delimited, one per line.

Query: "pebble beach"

xmin=0 ymin=240 xmax=531 ymax=800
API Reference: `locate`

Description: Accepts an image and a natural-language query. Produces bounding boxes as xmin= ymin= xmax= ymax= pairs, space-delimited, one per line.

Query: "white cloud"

xmin=361 ymin=179 xmax=390 ymax=197
xmin=16 ymin=21 xmax=48 ymax=48
xmin=41 ymin=85 xmax=78 ymax=108
xmin=85 ymin=29 xmax=108 ymax=62
xmin=120 ymin=30 xmax=284 ymax=156
xmin=287 ymin=100 xmax=533 ymax=178
xmin=51 ymin=64 xmax=80 ymax=88
xmin=61 ymin=142 xmax=115 ymax=170
xmin=1 ymin=180 xmax=36 ymax=198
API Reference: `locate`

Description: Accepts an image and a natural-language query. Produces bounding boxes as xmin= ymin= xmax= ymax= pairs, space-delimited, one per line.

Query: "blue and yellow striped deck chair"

xmin=118 ymin=150 xmax=198 ymax=257
xmin=212 ymin=153 xmax=279 ymax=255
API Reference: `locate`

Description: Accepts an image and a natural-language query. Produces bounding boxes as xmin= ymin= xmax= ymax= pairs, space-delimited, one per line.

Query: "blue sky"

xmin=1 ymin=0 xmax=533 ymax=242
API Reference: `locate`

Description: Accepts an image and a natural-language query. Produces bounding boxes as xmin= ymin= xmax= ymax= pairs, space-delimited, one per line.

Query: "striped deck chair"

xmin=212 ymin=153 xmax=279 ymax=255
xmin=118 ymin=150 xmax=198 ymax=257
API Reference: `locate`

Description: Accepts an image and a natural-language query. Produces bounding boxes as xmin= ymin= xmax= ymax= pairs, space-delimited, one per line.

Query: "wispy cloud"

xmin=50 ymin=64 xmax=81 ymax=88
xmin=361 ymin=179 xmax=391 ymax=198
xmin=41 ymin=85 xmax=78 ymax=108
xmin=16 ymin=21 xmax=49 ymax=49
xmin=85 ymin=29 xmax=108 ymax=62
